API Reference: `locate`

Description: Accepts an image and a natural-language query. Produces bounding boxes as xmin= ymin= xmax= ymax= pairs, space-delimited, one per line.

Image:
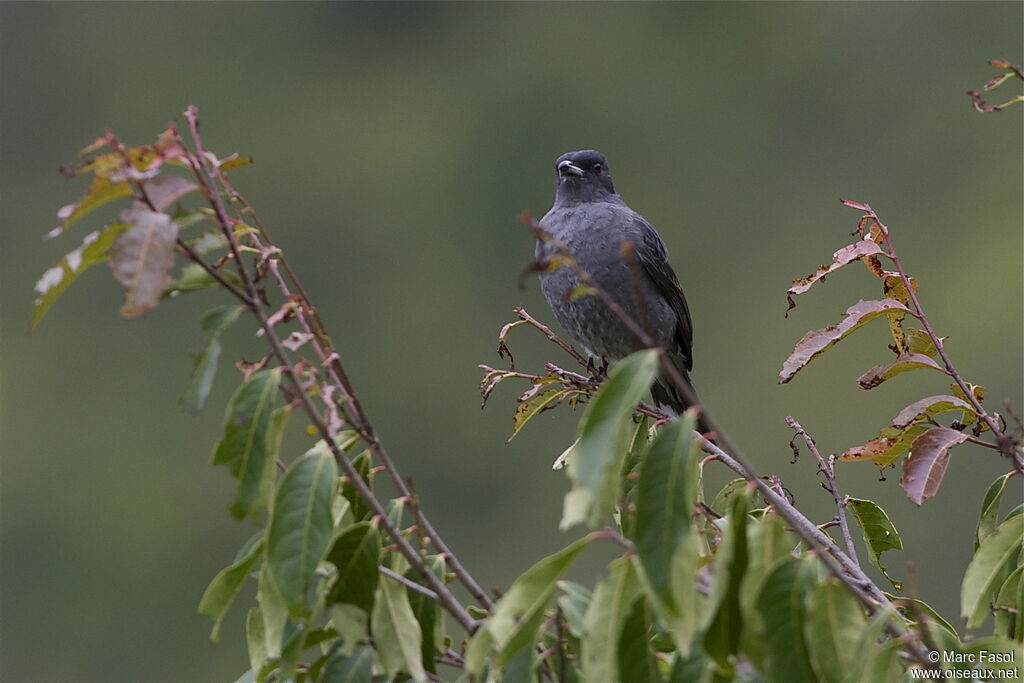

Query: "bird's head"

xmin=553 ymin=150 xmax=616 ymax=202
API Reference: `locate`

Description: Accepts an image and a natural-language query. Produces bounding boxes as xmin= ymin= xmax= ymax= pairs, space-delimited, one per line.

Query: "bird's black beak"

xmin=557 ymin=160 xmax=584 ymax=179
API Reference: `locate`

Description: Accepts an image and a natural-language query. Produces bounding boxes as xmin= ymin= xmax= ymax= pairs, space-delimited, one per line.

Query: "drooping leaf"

xmin=634 ymin=413 xmax=698 ymax=611
xmin=31 ymin=221 xmax=132 ymax=327
xmin=754 ymin=556 xmax=818 ymax=683
xmin=780 ymin=299 xmax=912 ymax=383
xmin=881 ymin=275 xmax=917 ymax=354
xmin=961 ymin=513 xmax=1024 ymax=629
xmin=325 ymin=522 xmax=381 ymax=613
xmin=319 ymin=645 xmax=374 ymax=683
xmin=340 ymin=449 xmax=374 ymax=522
xmin=787 ymin=239 xmax=886 ymax=299
xmin=372 ymin=573 xmax=426 ymax=681
xmin=581 ymin=557 xmax=641 ymax=683
xmin=198 ymin=534 xmax=264 ymax=643
xmin=244 ymin=608 xmax=266 ymax=673
xmin=50 ymin=174 xmax=132 ymax=238
xmin=633 ymin=412 xmax=701 ymax=653
xmin=804 ymin=579 xmax=867 ymax=683
xmin=856 ymin=353 xmax=947 ymax=389
xmin=180 ymin=305 xmax=246 ymax=412
xmin=900 ymin=427 xmax=968 ymax=505
xmin=486 ymin=535 xmax=592 ymax=666
xmin=266 ymin=444 xmax=338 ymax=617
xmin=107 ymin=208 xmax=179 ymax=318
xmin=561 ymin=349 xmax=659 ymax=530
xmin=977 ymin=473 xmax=1015 ymax=550
xmin=211 ymin=368 xmax=284 ymax=519
xmin=847 ymin=498 xmax=903 ymax=590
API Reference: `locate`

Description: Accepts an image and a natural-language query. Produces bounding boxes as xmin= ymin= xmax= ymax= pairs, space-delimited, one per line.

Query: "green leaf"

xmin=257 ymin=565 xmax=288 ymax=658
xmin=962 ymin=513 xmax=1024 ymax=628
xmin=633 ymin=412 xmax=701 ymax=654
xmin=317 ymin=647 xmax=374 ymax=683
xmin=899 ymin=427 xmax=967 ymax=505
xmin=780 ymin=298 xmax=912 ymax=384
xmin=198 ymin=534 xmax=264 ymax=643
xmin=993 ymin=566 xmax=1022 ymax=640
xmin=617 ymin=597 xmax=659 ymax=683
xmin=840 ymin=608 xmax=904 ymax=683
xmin=561 ymin=349 xmax=659 ymax=530
xmin=108 ymin=207 xmax=179 ymax=318
xmin=634 ymin=414 xmax=698 ymax=607
xmin=883 ymin=593 xmax=959 ymax=639
xmin=740 ymin=512 xmax=792 ymax=670
xmin=755 ymin=557 xmax=818 ymax=683
xmin=266 ymin=444 xmax=338 ymax=617
xmin=31 ymin=221 xmax=132 ymax=327
xmin=405 ymin=555 xmax=446 ymax=675
xmin=856 ymin=352 xmax=946 ymax=389
xmin=487 ymin=535 xmax=593 ymax=666
xmin=707 ymin=478 xmax=748 ymax=517
xmin=581 ymin=557 xmax=641 ymax=683
xmin=847 ymin=498 xmax=903 ymax=590
xmin=371 ymin=572 xmax=426 ymax=681
xmin=341 ymin=449 xmax=374 ymax=522
xmin=325 ymin=522 xmax=381 ymax=613
xmin=804 ymin=579 xmax=867 ymax=683
xmin=211 ymin=368 xmax=284 ymax=520
xmin=703 ymin=490 xmax=751 ymax=670
xmin=244 ymin=608 xmax=267 ymax=673
xmin=180 ymin=305 xmax=246 ymax=412
xmin=51 ymin=174 xmax=132 ymax=237
xmin=977 ymin=473 xmax=1015 ymax=550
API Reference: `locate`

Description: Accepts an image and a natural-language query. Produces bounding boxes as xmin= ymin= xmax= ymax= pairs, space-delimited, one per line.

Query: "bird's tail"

xmin=650 ymin=372 xmax=712 ymax=435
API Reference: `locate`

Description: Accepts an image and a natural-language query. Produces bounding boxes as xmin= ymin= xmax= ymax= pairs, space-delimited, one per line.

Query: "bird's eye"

xmin=592 ymin=163 xmax=603 ymax=174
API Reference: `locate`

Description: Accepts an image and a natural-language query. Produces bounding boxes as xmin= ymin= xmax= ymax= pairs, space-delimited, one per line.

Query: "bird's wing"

xmin=633 ymin=218 xmax=694 ymax=371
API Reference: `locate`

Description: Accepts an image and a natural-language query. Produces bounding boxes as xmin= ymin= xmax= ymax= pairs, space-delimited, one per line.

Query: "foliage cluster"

xmin=31 ymin=61 xmax=1022 ymax=682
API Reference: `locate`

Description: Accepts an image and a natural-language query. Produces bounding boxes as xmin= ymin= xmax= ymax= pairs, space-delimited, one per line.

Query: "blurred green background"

xmin=1 ymin=3 xmax=1021 ymax=681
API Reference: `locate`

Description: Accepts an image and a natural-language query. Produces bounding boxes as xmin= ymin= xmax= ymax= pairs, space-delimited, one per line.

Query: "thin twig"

xmin=379 ymin=565 xmax=438 ymax=601
xmin=859 ymin=204 xmax=1022 ymax=467
xmin=787 ymin=416 xmax=860 ymax=568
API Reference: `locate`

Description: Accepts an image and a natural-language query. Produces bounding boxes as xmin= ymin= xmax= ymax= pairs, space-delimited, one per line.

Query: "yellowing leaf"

xmin=856 ymin=353 xmax=946 ymax=389
xmin=787 ymin=240 xmax=886 ymax=298
xmin=49 ymin=175 xmax=131 ymax=238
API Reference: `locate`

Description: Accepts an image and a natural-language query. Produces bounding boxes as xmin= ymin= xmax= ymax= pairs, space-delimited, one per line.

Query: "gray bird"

xmin=536 ymin=149 xmax=699 ymax=417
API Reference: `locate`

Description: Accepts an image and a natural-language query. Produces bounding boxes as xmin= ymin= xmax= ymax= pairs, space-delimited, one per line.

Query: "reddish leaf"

xmin=143 ymin=176 xmax=200 ymax=211
xmin=787 ymin=240 xmax=886 ymax=298
xmin=840 ymin=199 xmax=872 ymax=212
xmin=779 ymin=299 xmax=911 ymax=384
xmin=900 ymin=427 xmax=968 ymax=505
xmin=857 ymin=353 xmax=946 ymax=389
xmin=108 ymin=208 xmax=179 ymax=318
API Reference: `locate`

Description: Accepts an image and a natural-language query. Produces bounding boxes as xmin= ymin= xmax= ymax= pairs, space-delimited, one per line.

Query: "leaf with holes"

xmin=787 ymin=240 xmax=886 ymax=299
xmin=891 ymin=395 xmax=976 ymax=429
